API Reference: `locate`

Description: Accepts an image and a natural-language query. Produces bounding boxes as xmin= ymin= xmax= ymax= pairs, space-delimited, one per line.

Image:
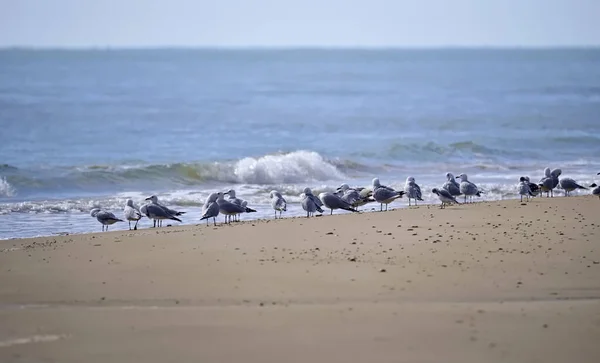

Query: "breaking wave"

xmin=0 ymin=151 xmax=350 ymax=196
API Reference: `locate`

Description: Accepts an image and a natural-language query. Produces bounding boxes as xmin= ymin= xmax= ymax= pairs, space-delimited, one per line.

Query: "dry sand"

xmin=1 ymin=196 xmax=599 ymax=362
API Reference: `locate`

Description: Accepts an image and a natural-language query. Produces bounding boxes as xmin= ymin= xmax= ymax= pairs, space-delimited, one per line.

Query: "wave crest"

xmin=0 ymin=177 xmax=16 ymax=197
xmin=234 ymin=151 xmax=346 ymax=184
xmin=1 ymin=151 xmax=348 ymax=195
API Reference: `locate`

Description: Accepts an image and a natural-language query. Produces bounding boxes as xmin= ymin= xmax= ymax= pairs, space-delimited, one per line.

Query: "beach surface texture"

xmin=1 ymin=196 xmax=599 ymax=362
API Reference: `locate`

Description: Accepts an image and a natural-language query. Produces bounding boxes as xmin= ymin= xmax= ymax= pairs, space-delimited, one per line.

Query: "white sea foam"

xmin=0 ymin=177 xmax=16 ymax=197
xmin=233 ymin=150 xmax=346 ymax=184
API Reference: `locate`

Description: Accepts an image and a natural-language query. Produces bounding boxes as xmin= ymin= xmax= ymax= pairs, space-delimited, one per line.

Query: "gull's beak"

xmin=224 ymin=191 xmax=230 ymax=195
xmin=455 ymin=176 xmax=460 ymax=179
xmin=144 ymin=197 xmax=151 ymax=201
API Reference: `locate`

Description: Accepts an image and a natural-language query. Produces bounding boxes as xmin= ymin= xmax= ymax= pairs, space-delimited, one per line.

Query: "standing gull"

xmin=589 ymin=183 xmax=600 ymax=199
xmin=559 ymin=177 xmax=588 ymax=196
xmin=216 ymin=191 xmax=253 ymax=224
xmin=140 ymin=203 xmax=182 ymax=228
xmin=456 ymin=174 xmax=481 ymax=203
xmin=123 ymin=199 xmax=143 ymax=230
xmin=301 ymin=187 xmax=324 ymax=218
xmin=404 ymin=176 xmax=424 ymax=206
xmin=226 ymin=189 xmax=256 ymax=221
xmin=518 ymin=177 xmax=534 ymax=202
xmin=431 ymin=188 xmax=460 ymax=209
xmin=372 ymin=178 xmax=404 ymax=211
xmin=90 ymin=208 xmax=123 ymax=232
xmin=523 ymin=176 xmax=540 ymax=197
xmin=145 ymin=195 xmax=185 ymax=227
xmin=200 ymin=193 xmax=220 ymax=226
xmin=538 ymin=167 xmax=555 ymax=197
xmin=442 ymin=172 xmax=461 ymax=197
xmin=318 ymin=192 xmax=358 ymax=215
xmin=270 ymin=190 xmax=287 ymax=219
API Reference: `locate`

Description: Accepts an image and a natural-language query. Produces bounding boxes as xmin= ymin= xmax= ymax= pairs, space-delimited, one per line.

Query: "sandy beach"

xmin=1 ymin=196 xmax=599 ymax=362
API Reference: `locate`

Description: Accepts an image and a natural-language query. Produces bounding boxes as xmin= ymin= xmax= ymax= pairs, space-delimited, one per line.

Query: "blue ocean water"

xmin=1 ymin=48 xmax=599 ymax=239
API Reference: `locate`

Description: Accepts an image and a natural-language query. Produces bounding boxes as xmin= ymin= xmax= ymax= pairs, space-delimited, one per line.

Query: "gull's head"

xmin=456 ymin=174 xmax=468 ymax=181
xmin=406 ymin=176 xmax=415 ymax=183
xmin=519 ymin=176 xmax=526 ymax=183
xmin=90 ymin=208 xmax=101 ymax=217
xmin=544 ymin=167 xmax=551 ymax=177
xmin=523 ymin=176 xmax=530 ymax=182
xmin=145 ymin=195 xmax=158 ymax=203
xmin=372 ymin=178 xmax=381 ymax=188
xmin=590 ymin=183 xmax=597 ymax=188
xmin=216 ymin=192 xmax=226 ymax=200
xmin=431 ymin=188 xmax=440 ymax=195
xmin=446 ymin=172 xmax=455 ymax=180
xmin=337 ymin=183 xmax=350 ymax=192
xmin=270 ymin=190 xmax=282 ymax=199
xmin=303 ymin=187 xmax=312 ymax=195
xmin=227 ymin=189 xmax=236 ymax=198
xmin=206 ymin=193 xmax=218 ymax=203
xmin=126 ymin=199 xmax=135 ymax=207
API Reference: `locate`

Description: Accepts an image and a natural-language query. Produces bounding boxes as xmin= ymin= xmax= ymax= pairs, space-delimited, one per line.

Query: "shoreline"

xmin=1 ymin=190 xmax=593 ymax=241
xmin=1 ymin=196 xmax=599 ymax=362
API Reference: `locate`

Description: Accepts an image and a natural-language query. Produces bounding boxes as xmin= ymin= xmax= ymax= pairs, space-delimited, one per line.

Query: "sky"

xmin=1 ymin=0 xmax=599 ymax=48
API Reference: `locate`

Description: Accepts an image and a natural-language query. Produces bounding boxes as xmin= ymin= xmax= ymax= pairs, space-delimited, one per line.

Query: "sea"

xmin=1 ymin=48 xmax=599 ymax=239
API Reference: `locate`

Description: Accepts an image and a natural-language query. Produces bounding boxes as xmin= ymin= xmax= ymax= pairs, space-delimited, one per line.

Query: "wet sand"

xmin=1 ymin=196 xmax=599 ymax=362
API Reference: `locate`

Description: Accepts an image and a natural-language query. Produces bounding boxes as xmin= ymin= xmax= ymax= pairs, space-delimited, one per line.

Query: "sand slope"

xmin=1 ymin=196 xmax=599 ymax=362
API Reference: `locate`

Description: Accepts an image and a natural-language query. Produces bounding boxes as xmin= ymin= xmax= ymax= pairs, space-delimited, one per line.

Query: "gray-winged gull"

xmin=559 ymin=177 xmax=587 ymax=196
xmin=90 ymin=208 xmax=123 ymax=232
xmin=123 ymin=199 xmax=143 ymax=230
xmin=200 ymin=192 xmax=220 ymax=226
xmin=518 ymin=177 xmax=534 ymax=202
xmin=270 ymin=190 xmax=287 ymax=219
xmin=456 ymin=173 xmax=481 ymax=203
xmin=442 ymin=172 xmax=461 ymax=197
xmin=301 ymin=187 xmax=324 ymax=218
xmin=318 ymin=192 xmax=358 ymax=215
xmin=431 ymin=188 xmax=460 ymax=209
xmin=404 ymin=176 xmax=424 ymax=206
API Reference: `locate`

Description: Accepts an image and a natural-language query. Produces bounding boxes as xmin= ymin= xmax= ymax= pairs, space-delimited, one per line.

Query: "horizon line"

xmin=1 ymin=44 xmax=600 ymax=51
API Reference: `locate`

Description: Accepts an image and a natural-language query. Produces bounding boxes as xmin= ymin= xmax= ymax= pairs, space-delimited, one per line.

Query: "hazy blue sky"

xmin=1 ymin=0 xmax=599 ymax=47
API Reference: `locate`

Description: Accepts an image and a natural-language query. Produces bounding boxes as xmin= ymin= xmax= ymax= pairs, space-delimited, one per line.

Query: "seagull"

xmin=372 ymin=178 xmax=404 ymax=211
xmin=518 ymin=177 xmax=534 ymax=202
xmin=145 ymin=195 xmax=185 ymax=227
xmin=442 ymin=172 xmax=461 ymax=197
xmin=270 ymin=190 xmax=287 ymax=219
xmin=335 ymin=184 xmax=374 ymax=210
xmin=123 ymin=199 xmax=143 ymax=230
xmin=550 ymin=169 xmax=562 ymax=189
xmin=456 ymin=173 xmax=481 ymax=203
xmin=431 ymin=188 xmax=460 ymax=209
xmin=589 ymin=183 xmax=600 ymax=199
xmin=200 ymin=193 xmax=220 ymax=226
xmin=90 ymin=208 xmax=123 ymax=232
xmin=404 ymin=176 xmax=424 ymax=206
xmin=523 ymin=176 xmax=540 ymax=197
xmin=318 ymin=192 xmax=358 ymax=215
xmin=559 ymin=177 xmax=588 ymax=196
xmin=139 ymin=202 xmax=182 ymax=228
xmin=301 ymin=187 xmax=324 ymax=218
xmin=225 ymin=189 xmax=257 ymax=221
xmin=216 ymin=191 xmax=254 ymax=224
xmin=538 ymin=167 xmax=555 ymax=197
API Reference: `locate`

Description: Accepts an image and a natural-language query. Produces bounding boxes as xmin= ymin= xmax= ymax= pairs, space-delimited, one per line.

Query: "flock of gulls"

xmin=90 ymin=170 xmax=600 ymax=231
